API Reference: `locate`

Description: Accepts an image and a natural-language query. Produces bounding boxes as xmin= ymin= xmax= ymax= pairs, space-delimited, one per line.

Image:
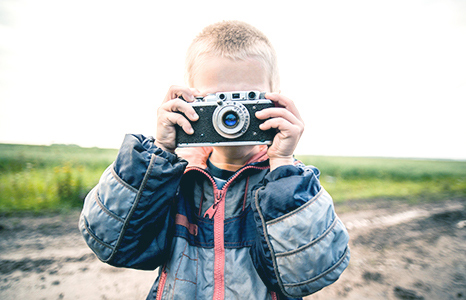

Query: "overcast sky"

xmin=0 ymin=0 xmax=465 ymax=159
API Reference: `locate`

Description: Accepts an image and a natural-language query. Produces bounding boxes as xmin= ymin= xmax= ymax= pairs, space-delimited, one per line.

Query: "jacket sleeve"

xmin=79 ymin=134 xmax=188 ymax=270
xmin=250 ymin=162 xmax=350 ymax=298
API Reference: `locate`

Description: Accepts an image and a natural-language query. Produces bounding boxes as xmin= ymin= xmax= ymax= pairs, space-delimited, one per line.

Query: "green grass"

xmin=296 ymin=155 xmax=466 ymax=204
xmin=0 ymin=143 xmax=465 ymax=213
xmin=0 ymin=143 xmax=117 ymax=213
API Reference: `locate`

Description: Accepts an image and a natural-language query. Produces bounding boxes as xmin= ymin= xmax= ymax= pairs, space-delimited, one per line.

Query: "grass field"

xmin=0 ymin=144 xmax=118 ymax=212
xmin=297 ymin=155 xmax=466 ymax=204
xmin=0 ymin=143 xmax=465 ymax=212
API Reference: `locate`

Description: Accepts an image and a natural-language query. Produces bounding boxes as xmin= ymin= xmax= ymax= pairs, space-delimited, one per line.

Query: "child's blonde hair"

xmin=185 ymin=20 xmax=280 ymax=92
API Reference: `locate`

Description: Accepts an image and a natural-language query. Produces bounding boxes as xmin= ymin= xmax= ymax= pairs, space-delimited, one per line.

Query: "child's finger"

xmin=265 ymin=93 xmax=303 ymax=122
xmin=163 ymin=85 xmax=196 ymax=103
xmin=255 ymin=107 xmax=303 ymax=128
xmin=160 ymin=98 xmax=199 ymax=122
xmin=165 ymin=112 xmax=195 ymax=135
xmin=259 ymin=117 xmax=303 ymax=138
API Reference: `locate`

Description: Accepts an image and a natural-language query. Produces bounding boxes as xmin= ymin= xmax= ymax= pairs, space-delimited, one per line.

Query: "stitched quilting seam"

xmin=266 ymin=188 xmax=324 ymax=226
xmin=274 ymin=217 xmax=338 ymax=258
xmin=282 ymin=246 xmax=350 ymax=287
xmin=94 ymin=189 xmax=125 ymax=223
xmin=254 ymin=187 xmax=287 ymax=296
xmin=105 ymin=153 xmax=157 ymax=263
xmin=82 ymin=215 xmax=113 ymax=250
xmin=110 ymin=163 xmax=139 ymax=194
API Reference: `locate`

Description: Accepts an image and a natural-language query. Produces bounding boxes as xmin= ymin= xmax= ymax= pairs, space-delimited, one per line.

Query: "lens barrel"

xmin=212 ymin=101 xmax=250 ymax=139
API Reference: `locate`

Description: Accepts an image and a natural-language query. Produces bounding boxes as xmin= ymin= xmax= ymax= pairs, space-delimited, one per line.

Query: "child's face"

xmin=191 ymin=56 xmax=271 ymax=95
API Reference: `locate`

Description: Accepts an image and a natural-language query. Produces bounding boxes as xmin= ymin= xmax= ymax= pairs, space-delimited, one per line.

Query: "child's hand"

xmin=155 ymin=86 xmax=200 ymax=153
xmin=255 ymin=93 xmax=304 ymax=171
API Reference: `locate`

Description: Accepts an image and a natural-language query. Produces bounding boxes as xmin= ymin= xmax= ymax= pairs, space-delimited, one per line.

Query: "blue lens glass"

xmin=223 ymin=112 xmax=238 ymax=128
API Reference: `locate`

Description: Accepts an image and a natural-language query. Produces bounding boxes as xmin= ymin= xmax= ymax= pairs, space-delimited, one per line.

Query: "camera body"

xmin=176 ymin=91 xmax=276 ymax=147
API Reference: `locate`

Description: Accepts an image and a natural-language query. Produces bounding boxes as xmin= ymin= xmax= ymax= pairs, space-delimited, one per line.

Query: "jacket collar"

xmin=176 ymin=146 xmax=269 ymax=170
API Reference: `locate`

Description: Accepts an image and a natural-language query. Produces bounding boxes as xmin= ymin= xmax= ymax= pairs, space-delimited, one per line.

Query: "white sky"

xmin=0 ymin=0 xmax=465 ymax=159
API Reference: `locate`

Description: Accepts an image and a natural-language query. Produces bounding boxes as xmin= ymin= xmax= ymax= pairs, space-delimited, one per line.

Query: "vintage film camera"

xmin=176 ymin=91 xmax=276 ymax=147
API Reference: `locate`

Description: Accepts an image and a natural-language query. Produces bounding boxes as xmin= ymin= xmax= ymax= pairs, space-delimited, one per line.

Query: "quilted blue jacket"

xmin=79 ymin=134 xmax=350 ymax=300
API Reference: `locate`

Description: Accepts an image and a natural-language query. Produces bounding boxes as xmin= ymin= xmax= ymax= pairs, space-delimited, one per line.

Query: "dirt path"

xmin=308 ymin=199 xmax=466 ymax=300
xmin=1 ymin=198 xmax=465 ymax=300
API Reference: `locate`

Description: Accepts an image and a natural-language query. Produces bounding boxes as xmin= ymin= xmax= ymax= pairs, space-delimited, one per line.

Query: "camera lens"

xmin=223 ymin=112 xmax=239 ymax=128
xmin=213 ymin=101 xmax=250 ymax=139
xmin=248 ymin=91 xmax=256 ymax=99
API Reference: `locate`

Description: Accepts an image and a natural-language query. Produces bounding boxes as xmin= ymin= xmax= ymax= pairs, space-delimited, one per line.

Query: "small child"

xmin=80 ymin=20 xmax=350 ymax=300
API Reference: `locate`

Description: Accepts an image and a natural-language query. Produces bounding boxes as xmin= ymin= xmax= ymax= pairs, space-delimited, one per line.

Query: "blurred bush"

xmin=0 ymin=144 xmax=117 ymax=213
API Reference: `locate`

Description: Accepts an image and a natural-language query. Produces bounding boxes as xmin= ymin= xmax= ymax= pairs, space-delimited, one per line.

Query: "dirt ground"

xmin=1 ymin=198 xmax=465 ymax=300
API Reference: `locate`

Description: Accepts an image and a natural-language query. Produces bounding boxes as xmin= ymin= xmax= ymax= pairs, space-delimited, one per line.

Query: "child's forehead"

xmin=191 ymin=56 xmax=270 ymax=93
xmin=196 ymin=55 xmax=263 ymax=70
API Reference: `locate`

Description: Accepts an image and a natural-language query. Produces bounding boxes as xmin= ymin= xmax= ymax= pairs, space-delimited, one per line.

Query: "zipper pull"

xmin=204 ymin=203 xmax=218 ymax=219
xmin=204 ymin=190 xmax=223 ymax=219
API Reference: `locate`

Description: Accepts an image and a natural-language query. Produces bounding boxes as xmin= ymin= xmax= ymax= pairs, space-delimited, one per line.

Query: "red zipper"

xmin=204 ymin=189 xmax=223 ymax=219
xmin=156 ymin=267 xmax=168 ymax=300
xmin=212 ymin=187 xmax=226 ymax=300
xmin=186 ymin=165 xmax=269 ymax=300
xmin=187 ymin=165 xmax=268 ymax=219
